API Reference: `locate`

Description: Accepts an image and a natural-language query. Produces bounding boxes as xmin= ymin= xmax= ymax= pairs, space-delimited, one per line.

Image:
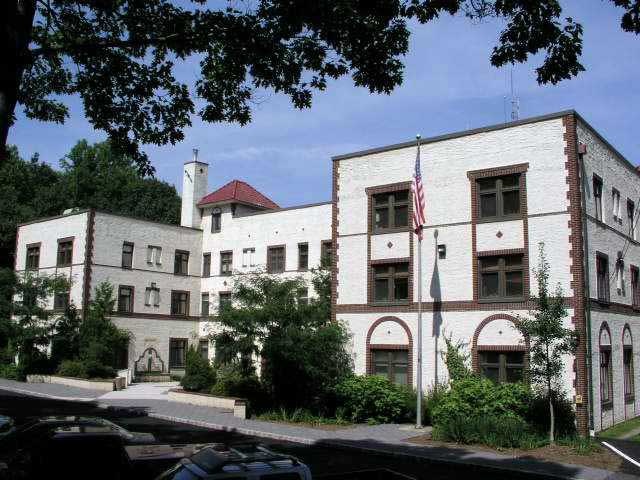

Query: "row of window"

xmin=595 ymin=252 xmax=640 ymax=306
xmin=169 ymin=338 xmax=213 ymax=368
xmin=25 ymin=239 xmax=73 ymax=270
xmin=599 ymin=325 xmax=635 ymax=407
xmin=593 ymin=175 xmax=637 ymax=240
xmin=202 ymin=241 xmax=333 ymax=277
xmin=372 ymin=253 xmax=525 ymax=304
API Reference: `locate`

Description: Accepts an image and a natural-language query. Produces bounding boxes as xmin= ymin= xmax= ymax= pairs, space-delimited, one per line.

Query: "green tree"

xmin=212 ymin=268 xmax=352 ymax=411
xmin=514 ymin=243 xmax=578 ymax=443
xmin=3 ymin=1 xmax=638 ymax=171
xmin=50 ymin=305 xmax=82 ymax=365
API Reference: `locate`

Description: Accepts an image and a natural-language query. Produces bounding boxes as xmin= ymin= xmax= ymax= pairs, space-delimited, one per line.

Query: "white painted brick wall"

xmin=371 ymin=232 xmax=410 ymax=260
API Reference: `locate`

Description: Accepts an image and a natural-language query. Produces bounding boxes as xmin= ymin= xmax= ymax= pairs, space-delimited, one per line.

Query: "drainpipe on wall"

xmin=579 ymin=150 xmax=595 ymax=434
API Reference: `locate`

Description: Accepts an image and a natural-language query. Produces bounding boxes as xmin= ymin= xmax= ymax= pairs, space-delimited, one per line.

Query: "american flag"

xmin=412 ymin=140 xmax=425 ymax=240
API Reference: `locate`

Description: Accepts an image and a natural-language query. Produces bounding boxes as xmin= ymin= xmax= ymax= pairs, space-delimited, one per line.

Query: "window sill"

xmin=371 ymin=301 xmax=410 ymax=307
xmin=602 ymin=401 xmax=613 ymax=410
xmin=477 ymin=297 xmax=525 ymax=304
xmin=476 ymin=215 xmax=523 ymax=224
xmin=173 ymin=272 xmax=188 ymax=276
xmin=56 ymin=264 xmax=72 ymax=268
xmin=596 ymin=299 xmax=611 ymax=307
xmin=371 ymin=227 xmax=411 ymax=235
xmin=625 ymin=395 xmax=635 ymax=403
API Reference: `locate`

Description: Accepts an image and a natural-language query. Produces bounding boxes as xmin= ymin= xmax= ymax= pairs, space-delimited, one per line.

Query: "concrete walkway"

xmin=0 ymin=378 xmax=637 ymax=480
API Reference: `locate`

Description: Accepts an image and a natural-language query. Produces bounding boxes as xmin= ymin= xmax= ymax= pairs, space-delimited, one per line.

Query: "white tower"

xmin=181 ymin=149 xmax=209 ymax=228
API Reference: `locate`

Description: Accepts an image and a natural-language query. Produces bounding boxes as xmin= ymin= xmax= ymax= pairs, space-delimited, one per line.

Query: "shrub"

xmin=431 ymin=376 xmax=531 ymax=426
xmin=0 ymin=363 xmax=19 ymax=380
xmin=335 ymin=375 xmax=411 ymax=424
xmin=434 ymin=414 xmax=535 ymax=449
xmin=257 ymin=408 xmax=350 ymax=426
xmin=83 ymin=360 xmax=116 ymax=379
xmin=211 ymin=364 xmax=263 ymax=398
xmin=180 ymin=346 xmax=216 ymax=392
xmin=57 ymin=359 xmax=88 ymax=378
xmin=526 ymin=392 xmax=576 ymax=438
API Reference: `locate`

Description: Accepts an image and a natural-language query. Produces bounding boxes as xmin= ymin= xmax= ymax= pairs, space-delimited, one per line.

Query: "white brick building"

xmin=13 ymin=110 xmax=639 ymax=434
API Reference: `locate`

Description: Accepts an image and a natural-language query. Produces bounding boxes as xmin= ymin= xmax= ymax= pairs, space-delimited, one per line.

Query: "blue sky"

xmin=8 ymin=2 xmax=640 ymax=208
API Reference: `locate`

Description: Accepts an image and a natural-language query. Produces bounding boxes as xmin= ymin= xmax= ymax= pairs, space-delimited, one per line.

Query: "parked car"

xmin=0 ymin=416 xmax=156 ymax=479
xmin=156 ymin=443 xmax=312 ymax=480
xmin=0 ymin=417 xmax=14 ymax=439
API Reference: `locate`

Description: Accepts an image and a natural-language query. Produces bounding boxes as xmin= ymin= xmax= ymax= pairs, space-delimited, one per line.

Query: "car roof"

xmin=186 ymin=444 xmax=301 ymax=476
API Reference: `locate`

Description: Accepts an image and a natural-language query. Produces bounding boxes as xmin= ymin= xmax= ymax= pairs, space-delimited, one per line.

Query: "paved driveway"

xmin=98 ymin=381 xmax=178 ymax=400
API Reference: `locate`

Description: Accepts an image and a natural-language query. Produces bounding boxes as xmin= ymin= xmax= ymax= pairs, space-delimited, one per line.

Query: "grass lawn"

xmin=598 ymin=416 xmax=640 ymax=439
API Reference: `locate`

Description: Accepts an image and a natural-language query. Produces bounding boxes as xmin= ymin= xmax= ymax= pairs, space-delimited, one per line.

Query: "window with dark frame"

xmin=629 ymin=199 xmax=636 ymax=240
xmin=372 ymin=190 xmax=409 ymax=231
xmin=170 ymin=291 xmax=189 ymax=316
xmin=373 ymin=262 xmax=409 ymax=303
xmin=219 ymin=292 xmax=232 ymax=309
xmin=117 ymin=286 xmax=134 ymax=313
xmin=26 ymin=245 xmax=40 ymax=270
xmin=596 ymin=253 xmax=610 ymax=303
xmin=57 ymin=239 xmax=73 ymax=267
xmin=201 ymin=293 xmax=209 ymax=317
xmin=633 ymin=266 xmax=640 ymax=308
xmin=298 ymin=243 xmax=308 ymax=271
xmin=297 ymin=287 xmax=309 ymax=305
xmin=478 ymin=254 xmax=524 ymax=301
xmin=174 ymin=250 xmax=189 ymax=275
xmin=371 ymin=349 xmax=409 ymax=386
xmin=53 ymin=291 xmax=69 ymax=311
xmin=624 ymin=341 xmax=634 ymax=400
xmin=593 ymin=176 xmax=603 ymax=221
xmin=267 ymin=246 xmax=285 ymax=274
xmin=211 ymin=211 xmax=221 ymax=233
xmin=321 ymin=240 xmax=333 ymax=268
xmin=169 ymin=338 xmax=187 ymax=368
xmin=220 ymin=251 xmax=233 ymax=275
xmin=600 ymin=345 xmax=613 ymax=406
xmin=202 ymin=253 xmax=211 ymax=278
xmin=477 ymin=174 xmax=521 ymax=220
xmin=479 ymin=350 xmax=524 ymax=383
xmin=121 ymin=242 xmax=134 ymax=269
xmin=198 ymin=339 xmax=209 ymax=361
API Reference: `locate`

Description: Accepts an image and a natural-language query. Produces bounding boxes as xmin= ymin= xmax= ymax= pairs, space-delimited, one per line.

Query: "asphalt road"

xmin=0 ymin=389 xmax=570 ymax=480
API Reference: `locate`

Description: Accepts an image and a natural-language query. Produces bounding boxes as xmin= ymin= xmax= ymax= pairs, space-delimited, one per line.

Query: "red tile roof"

xmin=197 ymin=180 xmax=279 ymax=210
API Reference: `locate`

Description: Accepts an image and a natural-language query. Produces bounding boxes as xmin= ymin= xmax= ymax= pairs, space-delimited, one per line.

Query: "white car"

xmin=156 ymin=443 xmax=312 ymax=480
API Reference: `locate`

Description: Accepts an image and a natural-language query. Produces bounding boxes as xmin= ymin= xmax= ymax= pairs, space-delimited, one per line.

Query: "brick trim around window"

xmin=365 ymin=316 xmax=413 ymax=386
xmin=468 ymin=163 xmax=530 ymax=303
xmin=471 ymin=313 xmax=530 ymax=374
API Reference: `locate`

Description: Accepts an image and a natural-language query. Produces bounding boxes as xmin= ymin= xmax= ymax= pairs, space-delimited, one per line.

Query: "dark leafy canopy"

xmin=3 ymin=1 xmax=638 ymax=173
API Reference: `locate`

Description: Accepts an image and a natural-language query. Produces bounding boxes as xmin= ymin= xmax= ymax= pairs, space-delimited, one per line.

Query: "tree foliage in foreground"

xmin=211 ymin=267 xmax=352 ymax=412
xmin=3 ymin=1 xmax=638 ymax=172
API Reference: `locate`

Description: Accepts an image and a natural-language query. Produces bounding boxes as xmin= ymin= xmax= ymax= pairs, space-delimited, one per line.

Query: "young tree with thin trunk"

xmin=515 ymin=243 xmax=578 ymax=443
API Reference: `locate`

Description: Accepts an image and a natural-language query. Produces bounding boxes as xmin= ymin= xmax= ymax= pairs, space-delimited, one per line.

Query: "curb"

xmin=0 ymin=384 xmax=96 ymax=402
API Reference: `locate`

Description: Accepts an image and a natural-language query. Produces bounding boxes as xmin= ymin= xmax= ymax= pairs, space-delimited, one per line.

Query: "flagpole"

xmin=416 ymin=134 xmax=423 ymax=429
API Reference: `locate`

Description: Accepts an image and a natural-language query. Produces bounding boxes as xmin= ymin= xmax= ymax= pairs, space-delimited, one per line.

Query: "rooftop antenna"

xmin=510 ymin=68 xmax=520 ymax=121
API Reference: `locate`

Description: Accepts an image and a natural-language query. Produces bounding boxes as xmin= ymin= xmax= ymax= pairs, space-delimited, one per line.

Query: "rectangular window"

xmin=174 ymin=250 xmax=189 ymax=275
xmin=145 ymin=283 xmax=160 ymax=307
xmin=477 ymin=174 xmax=521 ymax=220
xmin=242 ymin=248 xmax=256 ymax=268
xmin=57 ymin=239 xmax=73 ymax=267
xmin=633 ymin=266 xmax=640 ymax=308
xmin=198 ymin=339 xmax=209 ymax=361
xmin=298 ymin=243 xmax=309 ymax=271
xmin=629 ymin=200 xmax=636 ymax=240
xmin=321 ymin=240 xmax=333 ymax=268
xmin=267 ymin=246 xmax=285 ymax=274
xmin=117 ymin=286 xmax=134 ymax=313
xmin=593 ymin=176 xmax=603 ymax=221
xmin=478 ymin=254 xmax=524 ymax=301
xmin=201 ymin=293 xmax=209 ymax=317
xmin=624 ymin=346 xmax=635 ymax=400
xmin=612 ymin=188 xmax=621 ymax=221
xmin=169 ymin=338 xmax=187 ymax=369
xmin=373 ymin=262 xmax=409 ymax=303
xmin=26 ymin=244 xmax=40 ymax=270
xmin=147 ymin=245 xmax=162 ymax=265
xmin=202 ymin=253 xmax=211 ymax=278
xmin=220 ymin=251 xmax=233 ymax=276
xmin=371 ymin=349 xmax=409 ymax=386
xmin=219 ymin=292 xmax=232 ymax=309
xmin=600 ymin=347 xmax=613 ymax=406
xmin=121 ymin=242 xmax=134 ymax=269
xmin=297 ymin=287 xmax=309 ymax=306
xmin=616 ymin=260 xmax=625 ymax=294
xmin=596 ymin=253 xmax=610 ymax=303
xmin=211 ymin=211 xmax=221 ymax=233
xmin=53 ymin=291 xmax=69 ymax=311
xmin=170 ymin=291 xmax=189 ymax=316
xmin=479 ymin=350 xmax=525 ymax=384
xmin=372 ymin=190 xmax=409 ymax=231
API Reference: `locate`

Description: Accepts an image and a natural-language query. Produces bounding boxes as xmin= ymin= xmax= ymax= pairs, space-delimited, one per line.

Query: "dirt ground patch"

xmin=406 ymin=435 xmax=630 ymax=474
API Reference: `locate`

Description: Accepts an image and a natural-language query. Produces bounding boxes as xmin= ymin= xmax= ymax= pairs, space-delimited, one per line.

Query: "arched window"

xmin=600 ymin=324 xmax=613 ymax=408
xmin=623 ymin=325 xmax=634 ymax=401
xmin=367 ymin=317 xmax=413 ymax=386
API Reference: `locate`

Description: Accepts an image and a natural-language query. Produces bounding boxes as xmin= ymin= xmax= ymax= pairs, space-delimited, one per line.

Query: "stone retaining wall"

xmin=167 ymin=388 xmax=247 ymax=419
xmin=27 ymin=375 xmax=125 ymax=392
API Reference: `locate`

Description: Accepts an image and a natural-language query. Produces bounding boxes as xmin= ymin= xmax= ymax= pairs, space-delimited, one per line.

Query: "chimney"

xmin=181 ymin=149 xmax=209 ymax=228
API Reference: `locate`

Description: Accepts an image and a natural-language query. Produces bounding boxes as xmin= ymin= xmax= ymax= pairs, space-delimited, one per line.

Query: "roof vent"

xmin=193 ymin=148 xmax=199 ymax=162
